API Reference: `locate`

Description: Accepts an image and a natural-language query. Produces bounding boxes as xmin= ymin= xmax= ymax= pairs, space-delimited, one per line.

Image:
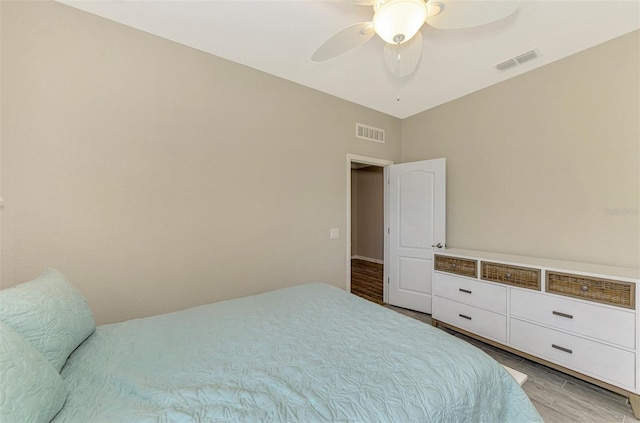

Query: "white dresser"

xmin=431 ymin=249 xmax=640 ymax=418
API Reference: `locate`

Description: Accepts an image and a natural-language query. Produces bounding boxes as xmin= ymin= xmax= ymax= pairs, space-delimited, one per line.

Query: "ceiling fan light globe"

xmin=373 ymin=0 xmax=427 ymax=44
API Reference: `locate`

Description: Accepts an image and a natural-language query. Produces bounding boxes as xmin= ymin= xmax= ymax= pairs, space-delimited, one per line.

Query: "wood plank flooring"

xmin=349 ymin=261 xmax=639 ymax=422
xmin=350 ymin=259 xmax=383 ymax=304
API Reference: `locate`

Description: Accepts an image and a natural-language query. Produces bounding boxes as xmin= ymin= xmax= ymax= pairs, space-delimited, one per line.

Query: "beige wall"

xmin=0 ymin=1 xmax=402 ymax=324
xmin=402 ymin=31 xmax=640 ymax=268
xmin=2 ymin=1 xmax=638 ymax=325
xmin=352 ymin=167 xmax=384 ymax=261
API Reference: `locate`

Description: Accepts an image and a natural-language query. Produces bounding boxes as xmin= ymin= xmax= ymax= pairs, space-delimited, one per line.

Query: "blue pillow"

xmin=0 ymin=321 xmax=67 ymax=423
xmin=0 ymin=268 xmax=95 ymax=372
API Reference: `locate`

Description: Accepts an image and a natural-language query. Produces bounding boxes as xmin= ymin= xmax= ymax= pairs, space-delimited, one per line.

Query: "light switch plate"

xmin=330 ymin=228 xmax=340 ymax=239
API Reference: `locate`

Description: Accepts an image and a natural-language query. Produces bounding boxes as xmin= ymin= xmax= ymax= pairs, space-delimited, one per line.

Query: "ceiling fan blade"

xmin=383 ymin=31 xmax=423 ymax=78
xmin=425 ymin=0 xmax=518 ymax=30
xmin=347 ymin=0 xmax=377 ymax=5
xmin=312 ymin=22 xmax=375 ymax=62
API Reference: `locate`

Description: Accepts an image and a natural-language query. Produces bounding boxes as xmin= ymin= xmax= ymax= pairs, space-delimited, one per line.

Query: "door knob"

xmin=432 ymin=243 xmax=444 ymax=249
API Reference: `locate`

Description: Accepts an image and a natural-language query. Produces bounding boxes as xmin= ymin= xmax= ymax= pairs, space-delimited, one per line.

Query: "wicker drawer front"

xmin=546 ymin=272 xmax=636 ymax=310
xmin=434 ymin=255 xmax=477 ymax=278
xmin=481 ymin=262 xmax=541 ymax=290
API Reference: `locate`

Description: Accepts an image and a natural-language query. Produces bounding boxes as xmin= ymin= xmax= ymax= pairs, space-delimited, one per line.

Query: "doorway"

xmin=346 ymin=154 xmax=392 ymax=304
xmin=346 ymin=155 xmax=446 ymax=313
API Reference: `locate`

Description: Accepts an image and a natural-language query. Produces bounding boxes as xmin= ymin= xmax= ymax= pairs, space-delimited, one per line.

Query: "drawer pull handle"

xmin=459 ymin=288 xmax=472 ymax=294
xmin=580 ymin=285 xmax=589 ymax=292
xmin=552 ymin=311 xmax=573 ymax=319
xmin=458 ymin=314 xmax=472 ymax=320
xmin=551 ymin=344 xmax=573 ymax=354
xmin=452 ymin=264 xmax=457 ymax=268
xmin=505 ymin=272 xmax=512 ymax=278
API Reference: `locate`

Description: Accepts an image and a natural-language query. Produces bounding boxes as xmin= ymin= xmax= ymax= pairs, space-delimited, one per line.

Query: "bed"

xmin=0 ymin=269 xmax=542 ymax=422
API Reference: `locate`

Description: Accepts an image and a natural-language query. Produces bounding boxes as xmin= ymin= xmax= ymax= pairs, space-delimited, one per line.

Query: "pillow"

xmin=0 ymin=268 xmax=95 ymax=372
xmin=0 ymin=321 xmax=67 ymax=423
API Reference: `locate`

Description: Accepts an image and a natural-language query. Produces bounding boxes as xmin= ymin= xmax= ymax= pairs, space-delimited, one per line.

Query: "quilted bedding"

xmin=54 ymin=283 xmax=542 ymax=422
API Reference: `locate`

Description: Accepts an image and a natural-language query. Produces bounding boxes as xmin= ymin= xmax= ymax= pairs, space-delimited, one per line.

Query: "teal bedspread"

xmin=54 ymin=283 xmax=542 ymax=422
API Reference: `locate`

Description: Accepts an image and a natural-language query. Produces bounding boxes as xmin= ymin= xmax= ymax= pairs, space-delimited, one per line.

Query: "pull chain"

xmin=395 ymin=39 xmax=402 ymax=102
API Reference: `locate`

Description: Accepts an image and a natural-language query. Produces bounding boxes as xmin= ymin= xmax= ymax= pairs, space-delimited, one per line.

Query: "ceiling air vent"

xmin=356 ymin=123 xmax=385 ymax=143
xmin=495 ymin=49 xmax=539 ymax=72
xmin=515 ymin=50 xmax=538 ymax=64
xmin=495 ymin=58 xmax=518 ymax=72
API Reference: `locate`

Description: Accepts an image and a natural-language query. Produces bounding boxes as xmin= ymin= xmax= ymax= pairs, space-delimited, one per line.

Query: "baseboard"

xmin=351 ymin=255 xmax=384 ymax=265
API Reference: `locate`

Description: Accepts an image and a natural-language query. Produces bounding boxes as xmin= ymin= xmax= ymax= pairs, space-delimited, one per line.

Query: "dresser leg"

xmin=630 ymin=393 xmax=640 ymax=419
xmin=431 ymin=319 xmax=439 ymax=328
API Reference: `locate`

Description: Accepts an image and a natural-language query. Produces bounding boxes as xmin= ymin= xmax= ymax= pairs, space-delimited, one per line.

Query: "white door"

xmin=387 ymin=158 xmax=446 ymax=313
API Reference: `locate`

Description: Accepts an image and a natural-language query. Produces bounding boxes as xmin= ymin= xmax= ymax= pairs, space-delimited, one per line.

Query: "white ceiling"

xmin=57 ymin=0 xmax=639 ymax=119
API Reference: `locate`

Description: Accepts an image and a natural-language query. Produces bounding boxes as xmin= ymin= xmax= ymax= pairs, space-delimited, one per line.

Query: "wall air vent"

xmin=356 ymin=123 xmax=385 ymax=143
xmin=495 ymin=49 xmax=539 ymax=72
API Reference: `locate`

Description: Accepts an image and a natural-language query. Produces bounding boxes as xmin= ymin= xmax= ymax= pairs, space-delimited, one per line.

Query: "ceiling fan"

xmin=312 ymin=0 xmax=519 ymax=78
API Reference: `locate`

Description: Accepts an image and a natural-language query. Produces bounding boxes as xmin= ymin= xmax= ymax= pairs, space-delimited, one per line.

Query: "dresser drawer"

xmin=481 ymin=261 xmax=541 ymax=290
xmin=511 ymin=290 xmax=635 ymax=349
xmin=434 ymin=273 xmax=507 ymax=313
xmin=546 ymin=271 xmax=636 ymax=310
xmin=433 ymin=296 xmax=506 ymax=343
xmin=435 ymin=255 xmax=477 ymax=278
xmin=510 ymin=318 xmax=635 ymax=390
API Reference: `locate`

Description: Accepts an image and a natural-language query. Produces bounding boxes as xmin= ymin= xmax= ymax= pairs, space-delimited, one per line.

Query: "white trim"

xmin=347 ymin=154 xmax=393 ymax=167
xmin=346 ymin=154 xmax=393 ymax=299
xmin=351 ymin=255 xmax=384 ymax=265
xmin=383 ymin=165 xmax=389 ymax=304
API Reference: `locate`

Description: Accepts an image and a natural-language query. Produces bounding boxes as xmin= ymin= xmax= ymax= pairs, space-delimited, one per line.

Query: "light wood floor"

xmin=350 ymin=260 xmax=639 ymax=422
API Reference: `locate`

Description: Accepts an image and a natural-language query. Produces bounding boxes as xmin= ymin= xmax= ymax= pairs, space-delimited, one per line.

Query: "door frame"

xmin=346 ymin=154 xmax=393 ymax=303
